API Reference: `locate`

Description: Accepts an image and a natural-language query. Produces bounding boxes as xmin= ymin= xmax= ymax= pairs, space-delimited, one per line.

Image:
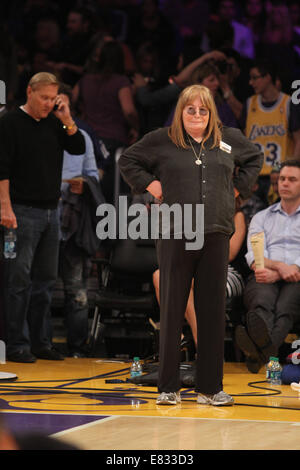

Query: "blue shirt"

xmin=59 ymin=129 xmax=100 ymax=241
xmin=61 ymin=128 xmax=99 ymax=198
xmin=245 ymin=202 xmax=300 ymax=268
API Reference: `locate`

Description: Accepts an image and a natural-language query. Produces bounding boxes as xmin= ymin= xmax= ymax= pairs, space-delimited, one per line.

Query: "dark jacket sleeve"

xmin=228 ymin=128 xmax=263 ymax=199
xmin=119 ymin=131 xmax=158 ymax=193
xmin=62 ymin=128 xmax=86 ymax=155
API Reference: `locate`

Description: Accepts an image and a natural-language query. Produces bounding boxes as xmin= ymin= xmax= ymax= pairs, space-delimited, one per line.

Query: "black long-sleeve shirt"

xmin=0 ymin=108 xmax=85 ymax=209
xmin=119 ymin=126 xmax=263 ymax=236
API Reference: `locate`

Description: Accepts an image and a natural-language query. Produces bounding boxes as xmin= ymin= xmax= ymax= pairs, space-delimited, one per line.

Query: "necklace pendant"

xmin=195 ymin=159 xmax=202 ymax=165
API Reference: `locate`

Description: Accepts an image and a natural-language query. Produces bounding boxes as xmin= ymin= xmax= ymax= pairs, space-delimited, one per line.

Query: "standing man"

xmin=242 ymin=59 xmax=300 ymax=203
xmin=0 ymin=72 xmax=85 ymax=363
xmin=235 ymin=160 xmax=300 ymax=373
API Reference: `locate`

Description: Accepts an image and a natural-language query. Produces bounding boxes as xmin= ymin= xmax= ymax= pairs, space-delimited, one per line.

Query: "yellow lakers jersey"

xmin=245 ymin=93 xmax=294 ymax=175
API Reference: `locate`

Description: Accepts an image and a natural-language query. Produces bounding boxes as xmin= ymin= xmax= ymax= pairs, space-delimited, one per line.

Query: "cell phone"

xmin=53 ymin=103 xmax=58 ymax=111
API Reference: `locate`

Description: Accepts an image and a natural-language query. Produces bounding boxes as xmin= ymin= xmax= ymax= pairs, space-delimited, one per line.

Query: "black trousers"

xmin=156 ymin=232 xmax=229 ymax=395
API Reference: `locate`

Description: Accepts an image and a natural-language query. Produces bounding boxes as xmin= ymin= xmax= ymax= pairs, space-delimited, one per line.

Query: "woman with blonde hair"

xmin=119 ymin=84 xmax=262 ymax=406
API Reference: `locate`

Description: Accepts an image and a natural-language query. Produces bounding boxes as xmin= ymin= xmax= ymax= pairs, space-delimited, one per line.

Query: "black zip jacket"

xmin=119 ymin=126 xmax=263 ymax=236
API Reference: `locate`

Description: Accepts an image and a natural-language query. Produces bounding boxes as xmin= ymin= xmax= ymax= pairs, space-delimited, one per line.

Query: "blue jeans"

xmin=4 ymin=204 xmax=60 ymax=355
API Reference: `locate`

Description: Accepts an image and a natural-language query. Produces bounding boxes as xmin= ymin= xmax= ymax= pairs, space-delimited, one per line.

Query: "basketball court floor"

xmin=1 ymin=357 xmax=300 ymax=451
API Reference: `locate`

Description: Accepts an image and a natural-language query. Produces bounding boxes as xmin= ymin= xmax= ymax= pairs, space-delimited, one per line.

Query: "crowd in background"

xmin=1 ymin=0 xmax=299 ymax=126
xmin=1 ymin=0 xmax=299 ymax=198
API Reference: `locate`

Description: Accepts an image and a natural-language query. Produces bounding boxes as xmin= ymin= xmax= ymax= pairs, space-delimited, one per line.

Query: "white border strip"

xmin=51 ymin=415 xmax=119 ymax=437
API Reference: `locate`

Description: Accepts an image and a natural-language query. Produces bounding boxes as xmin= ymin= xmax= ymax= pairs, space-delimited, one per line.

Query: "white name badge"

xmin=220 ymin=141 xmax=232 ymax=154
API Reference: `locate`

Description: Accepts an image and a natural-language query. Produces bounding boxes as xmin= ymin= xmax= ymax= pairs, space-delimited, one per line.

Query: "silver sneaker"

xmin=156 ymin=391 xmax=181 ymax=405
xmin=197 ymin=390 xmax=234 ymax=406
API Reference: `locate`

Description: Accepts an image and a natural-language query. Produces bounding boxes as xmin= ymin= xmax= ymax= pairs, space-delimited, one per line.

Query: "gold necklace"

xmin=188 ymin=136 xmax=202 ymax=165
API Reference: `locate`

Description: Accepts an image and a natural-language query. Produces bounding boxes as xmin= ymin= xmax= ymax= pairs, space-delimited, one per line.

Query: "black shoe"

xmin=68 ymin=351 xmax=86 ymax=358
xmin=7 ymin=350 xmax=36 ymax=363
xmin=245 ymin=357 xmax=262 ymax=374
xmin=33 ymin=348 xmax=64 ymax=361
xmin=235 ymin=325 xmax=263 ymax=373
xmin=247 ymin=311 xmax=277 ymax=362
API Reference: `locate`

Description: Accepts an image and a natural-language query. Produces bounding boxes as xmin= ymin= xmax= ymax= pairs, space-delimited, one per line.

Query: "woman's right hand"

xmin=146 ymin=180 xmax=163 ymax=202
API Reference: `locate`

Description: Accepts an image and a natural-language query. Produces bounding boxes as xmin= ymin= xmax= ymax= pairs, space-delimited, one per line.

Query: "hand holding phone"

xmin=53 ymin=95 xmax=74 ymax=128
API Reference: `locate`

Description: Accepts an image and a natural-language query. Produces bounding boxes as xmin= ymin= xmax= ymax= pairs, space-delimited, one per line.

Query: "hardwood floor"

xmin=1 ymin=358 xmax=300 ymax=450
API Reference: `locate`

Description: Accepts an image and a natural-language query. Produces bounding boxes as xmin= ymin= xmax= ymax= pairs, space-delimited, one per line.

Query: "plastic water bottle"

xmin=3 ymin=229 xmax=17 ymax=259
xmin=0 ymin=340 xmax=5 ymax=364
xmin=266 ymin=356 xmax=282 ymax=385
xmin=130 ymin=357 xmax=143 ymax=378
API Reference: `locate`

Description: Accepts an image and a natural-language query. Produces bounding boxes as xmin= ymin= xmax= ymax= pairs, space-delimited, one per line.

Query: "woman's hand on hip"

xmin=146 ymin=180 xmax=163 ymax=202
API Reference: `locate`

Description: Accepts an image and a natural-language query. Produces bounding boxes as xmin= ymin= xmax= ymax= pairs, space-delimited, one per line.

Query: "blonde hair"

xmin=168 ymin=84 xmax=222 ymax=149
xmin=28 ymin=72 xmax=60 ymax=90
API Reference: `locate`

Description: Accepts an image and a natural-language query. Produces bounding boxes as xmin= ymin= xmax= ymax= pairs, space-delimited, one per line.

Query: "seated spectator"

xmin=235 ymin=160 xmax=300 ymax=373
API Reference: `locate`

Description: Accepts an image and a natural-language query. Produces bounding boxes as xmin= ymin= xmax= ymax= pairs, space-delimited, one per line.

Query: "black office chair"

xmin=88 ymin=146 xmax=159 ymax=358
xmin=88 ymin=237 xmax=159 ymax=357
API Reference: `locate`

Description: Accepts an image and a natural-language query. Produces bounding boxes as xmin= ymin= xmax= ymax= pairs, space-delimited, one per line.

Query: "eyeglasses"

xmin=184 ymin=106 xmax=209 ymax=116
xmin=249 ymin=74 xmax=265 ymax=81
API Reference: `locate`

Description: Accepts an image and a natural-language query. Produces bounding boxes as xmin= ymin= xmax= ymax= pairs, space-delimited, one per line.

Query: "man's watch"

xmin=63 ymin=121 xmax=76 ymax=131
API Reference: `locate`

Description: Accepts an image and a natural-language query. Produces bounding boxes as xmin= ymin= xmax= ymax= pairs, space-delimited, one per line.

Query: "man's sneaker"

xmin=197 ymin=390 xmax=234 ymax=406
xmin=156 ymin=391 xmax=181 ymax=405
